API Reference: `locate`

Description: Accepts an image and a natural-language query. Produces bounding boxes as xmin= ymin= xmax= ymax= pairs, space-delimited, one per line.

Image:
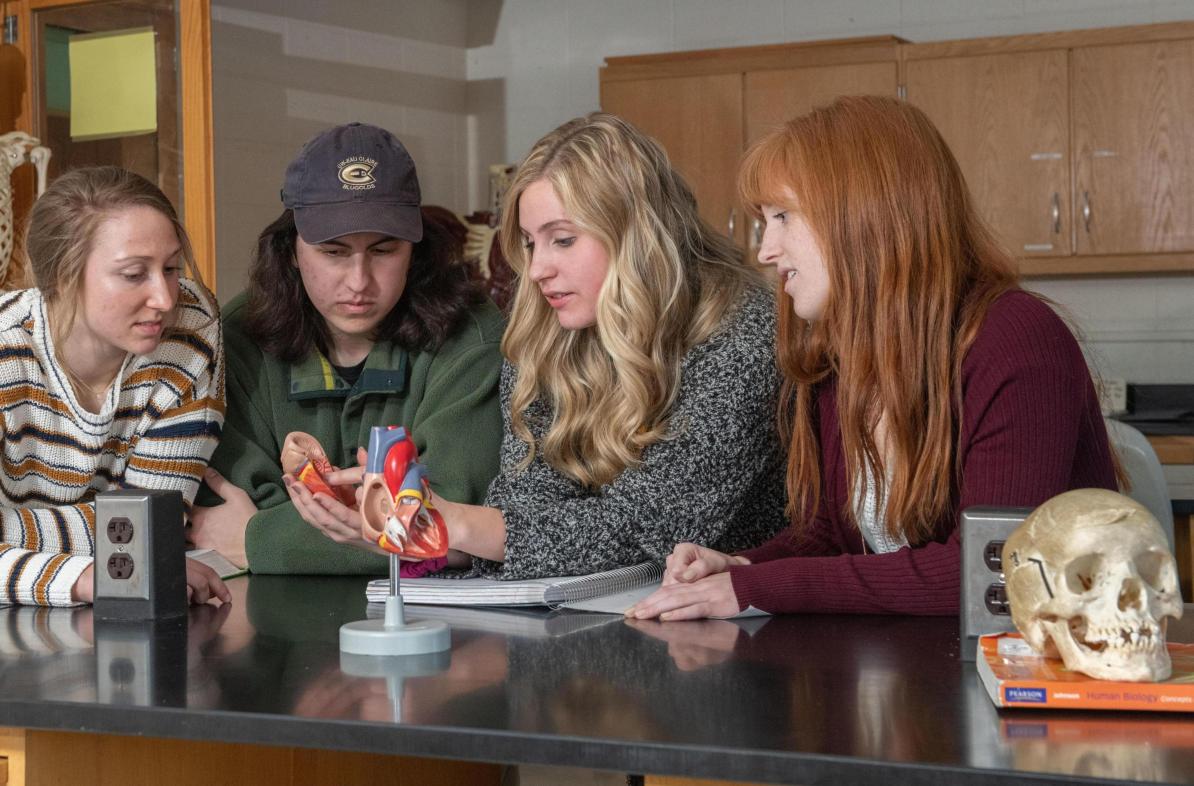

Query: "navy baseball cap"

xmin=281 ymin=122 xmax=423 ymax=244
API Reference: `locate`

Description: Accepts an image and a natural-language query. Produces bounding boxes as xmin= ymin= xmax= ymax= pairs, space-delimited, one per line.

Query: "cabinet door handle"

xmin=750 ymin=217 xmax=763 ymax=250
xmin=727 ymin=209 xmax=737 ymax=238
xmin=1082 ymin=191 xmax=1092 ymax=233
xmin=1050 ymin=192 xmax=1061 ymax=235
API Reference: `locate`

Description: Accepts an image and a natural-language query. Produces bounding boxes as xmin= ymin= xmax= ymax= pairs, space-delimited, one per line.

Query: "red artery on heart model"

xmin=359 ymin=426 xmax=449 ymax=559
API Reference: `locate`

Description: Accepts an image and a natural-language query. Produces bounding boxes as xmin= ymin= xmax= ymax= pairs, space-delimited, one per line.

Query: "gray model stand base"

xmin=340 ymin=594 xmax=450 ymax=655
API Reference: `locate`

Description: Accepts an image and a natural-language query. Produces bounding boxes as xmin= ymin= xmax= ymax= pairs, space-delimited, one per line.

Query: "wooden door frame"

xmin=6 ymin=0 xmax=215 ymax=287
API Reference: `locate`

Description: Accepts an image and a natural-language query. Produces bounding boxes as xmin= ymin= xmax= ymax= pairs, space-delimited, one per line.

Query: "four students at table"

xmin=3 ymin=99 xmax=1122 ymax=611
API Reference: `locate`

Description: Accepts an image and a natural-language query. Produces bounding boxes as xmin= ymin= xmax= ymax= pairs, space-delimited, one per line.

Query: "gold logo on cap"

xmin=338 ymin=156 xmax=378 ymax=190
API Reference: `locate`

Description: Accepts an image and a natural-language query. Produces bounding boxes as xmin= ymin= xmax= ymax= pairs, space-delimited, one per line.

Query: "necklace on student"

xmin=66 ymin=365 xmax=118 ymax=413
xmin=73 ymin=378 xmax=112 ymax=412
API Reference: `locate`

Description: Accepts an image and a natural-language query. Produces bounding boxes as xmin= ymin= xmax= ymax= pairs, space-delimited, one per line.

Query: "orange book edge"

xmin=977 ymin=632 xmax=1194 ymax=712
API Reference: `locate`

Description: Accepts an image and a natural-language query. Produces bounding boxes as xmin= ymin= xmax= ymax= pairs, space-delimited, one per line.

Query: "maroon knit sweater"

xmin=728 ymin=290 xmax=1117 ymax=615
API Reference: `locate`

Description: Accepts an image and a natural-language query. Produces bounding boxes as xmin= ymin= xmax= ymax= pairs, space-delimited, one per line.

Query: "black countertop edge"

xmin=0 ymin=700 xmax=1147 ymax=786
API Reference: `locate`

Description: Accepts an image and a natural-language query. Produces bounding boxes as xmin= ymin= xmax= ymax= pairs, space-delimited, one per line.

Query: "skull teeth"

xmin=1073 ymin=620 xmax=1163 ymax=653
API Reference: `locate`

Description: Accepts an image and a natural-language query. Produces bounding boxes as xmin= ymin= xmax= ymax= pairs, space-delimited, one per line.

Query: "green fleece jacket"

xmin=204 ymin=293 xmax=504 ymax=574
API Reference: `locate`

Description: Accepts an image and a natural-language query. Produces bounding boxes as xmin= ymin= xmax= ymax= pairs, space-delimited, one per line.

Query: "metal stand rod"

xmin=385 ymin=553 xmax=404 ymax=629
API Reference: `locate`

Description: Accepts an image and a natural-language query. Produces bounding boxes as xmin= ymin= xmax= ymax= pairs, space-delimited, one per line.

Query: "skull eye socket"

xmin=1064 ymin=554 xmax=1102 ymax=594
xmin=1134 ymin=549 xmax=1174 ymax=592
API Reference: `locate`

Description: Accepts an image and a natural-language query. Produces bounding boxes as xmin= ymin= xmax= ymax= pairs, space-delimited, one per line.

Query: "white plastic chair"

xmin=1104 ymin=417 xmax=1175 ymax=551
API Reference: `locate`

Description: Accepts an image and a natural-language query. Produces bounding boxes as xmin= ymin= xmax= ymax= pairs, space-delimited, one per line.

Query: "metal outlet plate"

xmin=95 ymin=493 xmax=154 ymax=601
xmin=93 ymin=490 xmax=187 ymax=620
xmin=959 ymin=506 xmax=1032 ymax=660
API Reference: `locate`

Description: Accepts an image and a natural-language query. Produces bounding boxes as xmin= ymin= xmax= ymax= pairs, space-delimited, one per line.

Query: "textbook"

xmin=977 ymin=632 xmax=1194 ymax=712
xmin=366 ymin=561 xmax=663 ymax=612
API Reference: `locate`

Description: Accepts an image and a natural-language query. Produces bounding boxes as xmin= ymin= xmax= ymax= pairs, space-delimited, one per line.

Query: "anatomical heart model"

xmin=280 ymin=431 xmax=357 ymax=508
xmin=360 ymin=426 xmax=449 ymax=559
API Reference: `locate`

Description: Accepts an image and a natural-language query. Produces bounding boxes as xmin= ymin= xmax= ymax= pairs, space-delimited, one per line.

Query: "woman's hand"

xmin=430 ymin=497 xmax=508 ymax=563
xmin=625 ymin=572 xmax=741 ymax=621
xmin=624 ymin=617 xmax=743 ymax=671
xmin=188 ymin=468 xmax=254 ymax=568
xmin=72 ymin=564 xmax=96 ymax=603
xmin=185 ymin=558 xmax=232 ymax=605
xmin=71 ymin=559 xmax=231 ymax=605
xmin=285 ymin=472 xmax=385 ymax=555
xmin=663 ymin=543 xmax=750 ymax=585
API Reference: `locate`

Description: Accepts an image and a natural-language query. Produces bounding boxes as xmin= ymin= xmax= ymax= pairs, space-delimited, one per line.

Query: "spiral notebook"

xmin=367 ymin=603 xmax=620 ymax=638
xmin=365 ymin=561 xmax=663 ymax=613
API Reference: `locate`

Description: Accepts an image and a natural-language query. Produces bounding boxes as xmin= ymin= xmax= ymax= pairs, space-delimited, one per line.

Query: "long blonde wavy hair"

xmin=500 ymin=113 xmax=760 ymax=489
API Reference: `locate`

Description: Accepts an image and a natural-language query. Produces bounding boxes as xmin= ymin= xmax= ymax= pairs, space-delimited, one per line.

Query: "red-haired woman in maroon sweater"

xmin=628 ymin=95 xmax=1118 ymax=618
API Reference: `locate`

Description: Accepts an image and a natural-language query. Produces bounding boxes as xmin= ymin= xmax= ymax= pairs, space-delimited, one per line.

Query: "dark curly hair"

xmin=243 ymin=207 xmax=485 ymax=362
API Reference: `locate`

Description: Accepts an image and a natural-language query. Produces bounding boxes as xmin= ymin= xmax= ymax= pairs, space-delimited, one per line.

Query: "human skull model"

xmin=1003 ymin=488 xmax=1183 ymax=682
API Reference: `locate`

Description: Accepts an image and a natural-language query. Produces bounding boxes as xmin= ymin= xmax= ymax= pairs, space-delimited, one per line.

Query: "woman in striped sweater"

xmin=0 ymin=166 xmax=229 ymax=607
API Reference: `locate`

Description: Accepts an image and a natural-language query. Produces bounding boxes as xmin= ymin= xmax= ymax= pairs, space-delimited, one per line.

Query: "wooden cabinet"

xmin=1072 ymin=39 xmax=1194 ymax=256
xmin=905 ymin=22 xmax=1194 ymax=276
xmin=744 ymin=61 xmax=898 ymax=145
xmin=604 ymin=22 xmax=1194 ymax=277
xmin=0 ymin=727 xmax=21 ymax=786
xmin=601 ymin=37 xmax=902 ymax=255
xmin=602 ymin=74 xmax=744 ymax=246
xmin=906 ymin=50 xmax=1070 ymax=260
xmin=742 ymin=61 xmax=898 ymax=253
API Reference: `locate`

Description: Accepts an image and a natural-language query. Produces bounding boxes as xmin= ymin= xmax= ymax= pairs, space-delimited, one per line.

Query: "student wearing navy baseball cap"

xmin=191 ymin=122 xmax=504 ymax=576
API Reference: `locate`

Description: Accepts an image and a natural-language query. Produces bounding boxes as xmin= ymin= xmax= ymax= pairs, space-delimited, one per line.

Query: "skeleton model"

xmin=1003 ymin=488 xmax=1183 ymax=682
xmin=0 ymin=132 xmax=51 ymax=287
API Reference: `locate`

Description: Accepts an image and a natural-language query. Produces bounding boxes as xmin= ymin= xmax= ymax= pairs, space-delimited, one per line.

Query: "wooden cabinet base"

xmin=0 ymin=728 xmax=499 ymax=786
xmin=1174 ymin=513 xmax=1193 ymax=603
xmin=0 ymin=728 xmax=23 ymax=786
xmin=644 ymin=774 xmax=773 ymax=778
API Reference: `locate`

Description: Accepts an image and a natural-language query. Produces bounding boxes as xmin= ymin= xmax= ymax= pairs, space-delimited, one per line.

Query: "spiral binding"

xmin=544 ymin=562 xmax=663 ymax=609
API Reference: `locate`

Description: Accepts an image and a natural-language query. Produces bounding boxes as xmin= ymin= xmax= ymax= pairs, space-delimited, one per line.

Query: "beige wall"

xmin=211 ymin=0 xmax=1194 ymax=383
xmin=210 ymin=0 xmax=468 ymax=302
xmin=463 ymin=0 xmax=1194 ymax=385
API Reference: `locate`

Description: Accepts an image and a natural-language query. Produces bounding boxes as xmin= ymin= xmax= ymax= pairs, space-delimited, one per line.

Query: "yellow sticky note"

xmin=69 ymin=27 xmax=157 ymax=141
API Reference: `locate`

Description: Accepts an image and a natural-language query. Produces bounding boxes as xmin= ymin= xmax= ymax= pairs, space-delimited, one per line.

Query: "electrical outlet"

xmin=984 ymin=583 xmax=1010 ymax=615
xmin=93 ymin=490 xmax=187 ymax=621
xmin=106 ymin=517 xmax=134 ymax=544
xmin=106 ymin=553 xmax=134 ymax=580
xmin=1099 ymin=377 xmax=1128 ymax=415
xmin=959 ymin=506 xmax=1032 ymax=660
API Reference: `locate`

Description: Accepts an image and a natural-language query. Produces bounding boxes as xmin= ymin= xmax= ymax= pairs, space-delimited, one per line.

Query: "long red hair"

xmin=739 ymin=95 xmax=1019 ymax=544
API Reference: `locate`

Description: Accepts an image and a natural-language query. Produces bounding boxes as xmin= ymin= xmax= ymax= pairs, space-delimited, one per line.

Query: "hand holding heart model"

xmin=359 ymin=426 xmax=449 ymax=560
xmin=280 ymin=431 xmax=358 ymax=508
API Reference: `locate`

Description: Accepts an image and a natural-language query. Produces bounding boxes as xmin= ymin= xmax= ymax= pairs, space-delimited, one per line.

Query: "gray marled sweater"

xmin=478 ymin=286 xmax=787 ymax=579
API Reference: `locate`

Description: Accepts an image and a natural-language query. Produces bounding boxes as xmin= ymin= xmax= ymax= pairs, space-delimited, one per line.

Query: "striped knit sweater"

xmin=0 ymin=280 xmax=224 ymax=606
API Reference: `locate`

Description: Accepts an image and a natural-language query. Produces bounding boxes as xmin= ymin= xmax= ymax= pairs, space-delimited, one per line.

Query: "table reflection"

xmin=3 ymin=575 xmax=1194 ymax=784
xmin=623 ymin=612 xmax=968 ymax=762
xmin=0 ymin=600 xmax=232 ymax=709
xmin=1003 ymin=715 xmax=1188 ymax=781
